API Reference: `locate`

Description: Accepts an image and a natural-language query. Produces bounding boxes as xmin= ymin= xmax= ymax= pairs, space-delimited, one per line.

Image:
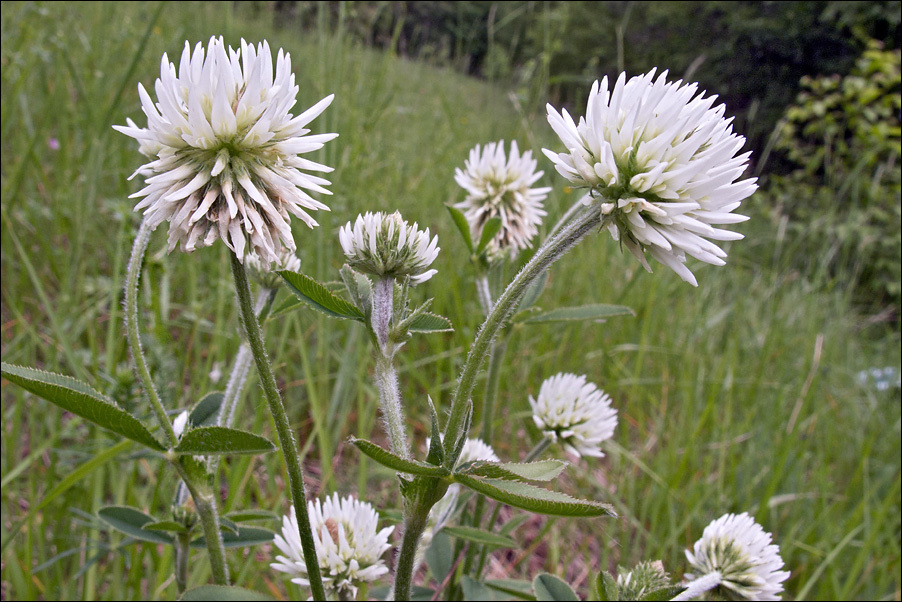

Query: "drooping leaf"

xmin=142 ymin=520 xmax=188 ymax=533
xmin=425 ymin=530 xmax=454 ymax=583
xmin=462 ymin=577 xmax=497 ymax=601
xmin=97 ymin=506 xmax=173 ymax=544
xmin=191 ymin=526 xmax=274 ymax=549
xmin=179 ymin=585 xmax=276 ymax=601
xmin=442 ymin=526 xmax=517 ymax=549
xmin=458 ymin=460 xmax=568 ymax=482
xmin=350 ymin=438 xmax=450 ymax=477
xmin=446 ymin=205 xmax=474 ymax=253
xmin=407 ymin=312 xmax=454 ymax=333
xmin=454 ymin=475 xmax=615 ymax=518
xmin=486 ymin=579 xmax=538 ymax=601
xmin=476 ymin=217 xmax=503 ymax=254
xmin=533 ymin=573 xmax=580 ymax=601
xmin=278 ymin=270 xmax=365 ymax=321
xmin=520 ymin=304 xmax=635 ymax=324
xmin=225 ymin=509 xmax=279 ymax=523
xmin=174 ymin=426 xmax=275 ymax=456
xmin=189 ymin=392 xmax=223 ymax=427
xmin=1 ymin=363 xmax=165 ymax=451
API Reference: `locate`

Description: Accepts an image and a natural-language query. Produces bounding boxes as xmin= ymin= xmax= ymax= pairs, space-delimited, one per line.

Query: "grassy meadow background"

xmin=1 ymin=2 xmax=900 ymax=600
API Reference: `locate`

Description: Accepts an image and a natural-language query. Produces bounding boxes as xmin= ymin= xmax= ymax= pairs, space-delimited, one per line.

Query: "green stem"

xmin=175 ymin=531 xmax=191 ymax=594
xmin=443 ymin=206 xmax=602 ymax=467
xmin=523 ymin=437 xmax=552 ymax=463
xmin=480 ymin=332 xmax=510 ymax=440
xmin=229 ymin=253 xmax=326 ymax=601
xmin=371 ymin=277 xmax=411 ymax=459
xmin=125 ymin=219 xmax=177 ymax=446
xmin=393 ymin=510 xmax=429 ymax=601
xmin=175 ymin=465 xmax=230 ymax=585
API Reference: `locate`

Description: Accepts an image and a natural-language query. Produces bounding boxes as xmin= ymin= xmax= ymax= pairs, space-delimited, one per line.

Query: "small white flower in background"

xmin=454 ymin=140 xmax=551 ymax=259
xmin=245 ymin=247 xmax=301 ymax=288
xmin=679 ymin=512 xmax=790 ymax=601
xmin=339 ymin=211 xmax=440 ymax=284
xmin=271 ymin=494 xmax=394 ymax=599
xmin=530 ymin=373 xmax=618 ymax=458
xmin=115 ymin=37 xmax=337 ymax=265
xmin=425 ymin=436 xmax=500 ymax=467
xmin=544 ymin=69 xmax=755 ymax=286
xmin=172 ymin=410 xmax=190 ymax=439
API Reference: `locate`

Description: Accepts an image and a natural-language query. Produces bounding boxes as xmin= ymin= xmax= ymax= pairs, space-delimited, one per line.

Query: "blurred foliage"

xmin=765 ymin=41 xmax=901 ymax=310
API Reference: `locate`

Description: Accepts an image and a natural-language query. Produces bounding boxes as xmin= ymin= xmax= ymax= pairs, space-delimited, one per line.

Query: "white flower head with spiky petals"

xmin=454 ymin=140 xmax=551 ymax=259
xmin=339 ymin=211 xmax=439 ymax=284
xmin=115 ymin=37 xmax=338 ymax=265
xmin=681 ymin=512 xmax=790 ymax=601
xmin=529 ymin=373 xmax=618 ymax=458
xmin=271 ymin=495 xmax=394 ymax=598
xmin=245 ymin=247 xmax=301 ymax=288
xmin=544 ymin=69 xmax=755 ymax=286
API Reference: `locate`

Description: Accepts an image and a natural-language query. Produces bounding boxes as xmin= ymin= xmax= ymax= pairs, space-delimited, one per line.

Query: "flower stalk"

xmin=229 ymin=252 xmax=327 ymax=601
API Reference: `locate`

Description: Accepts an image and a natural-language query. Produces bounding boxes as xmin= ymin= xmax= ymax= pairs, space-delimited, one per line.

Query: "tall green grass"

xmin=1 ymin=2 xmax=899 ymax=600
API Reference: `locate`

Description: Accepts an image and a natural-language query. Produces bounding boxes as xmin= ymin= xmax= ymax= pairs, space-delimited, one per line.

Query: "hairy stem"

xmin=124 ymin=219 xmax=177 ymax=446
xmin=393 ymin=509 xmax=429 ymax=601
xmin=443 ymin=206 xmax=601 ymax=466
xmin=175 ymin=531 xmax=190 ymax=594
xmin=175 ymin=465 xmax=230 ymax=585
xmin=229 ymin=253 xmax=326 ymax=601
xmin=370 ymin=277 xmax=411 ymax=459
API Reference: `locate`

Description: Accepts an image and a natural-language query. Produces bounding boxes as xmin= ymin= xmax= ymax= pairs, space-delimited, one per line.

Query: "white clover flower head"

xmin=339 ymin=211 xmax=439 ymax=284
xmin=172 ymin=410 xmax=190 ymax=439
xmin=271 ymin=495 xmax=394 ymax=598
xmin=616 ymin=560 xmax=671 ymax=600
xmin=529 ymin=373 xmax=618 ymax=458
xmin=245 ymin=247 xmax=301 ymax=288
xmin=115 ymin=37 xmax=337 ymax=265
xmin=544 ymin=69 xmax=755 ymax=286
xmin=454 ymin=140 xmax=551 ymax=259
xmin=684 ymin=512 xmax=790 ymax=601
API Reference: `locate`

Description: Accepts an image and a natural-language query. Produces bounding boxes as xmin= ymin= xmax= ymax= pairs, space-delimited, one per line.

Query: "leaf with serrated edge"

xmin=174 ymin=426 xmax=275 ymax=456
xmin=446 ymin=205 xmax=474 ymax=253
xmin=189 ymin=392 xmax=223 ymax=427
xmin=476 ymin=217 xmax=503 ymax=254
xmin=533 ymin=573 xmax=580 ymax=601
xmin=350 ymin=438 xmax=450 ymax=477
xmin=458 ymin=460 xmax=567 ymax=482
xmin=98 ymin=506 xmax=173 ymax=544
xmin=278 ymin=271 xmax=365 ymax=321
xmin=191 ymin=526 xmax=274 ymax=549
xmin=408 ymin=312 xmax=454 ymax=333
xmin=179 ymin=585 xmax=276 ymax=601
xmin=442 ymin=526 xmax=517 ymax=548
xmin=522 ymin=304 xmax=635 ymax=324
xmin=1 ymin=363 xmax=165 ymax=451
xmin=454 ymin=475 xmax=614 ymax=517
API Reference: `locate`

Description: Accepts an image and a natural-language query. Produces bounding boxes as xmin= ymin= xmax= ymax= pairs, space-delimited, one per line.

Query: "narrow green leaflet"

xmin=486 ymin=579 xmax=538 ymax=601
xmin=1 ymin=363 xmax=164 ymax=451
xmin=278 ymin=270 xmax=365 ymax=321
xmin=425 ymin=397 xmax=445 ymax=466
xmin=174 ymin=426 xmax=275 ymax=456
xmin=520 ymin=304 xmax=635 ymax=324
xmin=97 ymin=506 xmax=173 ymax=544
xmin=458 ymin=460 xmax=568 ymax=482
xmin=191 ymin=526 xmax=274 ymax=549
xmin=476 ymin=217 xmax=503 ymax=254
xmin=180 ymin=585 xmax=276 ymax=601
xmin=142 ymin=520 xmax=188 ymax=533
xmin=446 ymin=205 xmax=474 ymax=253
xmin=407 ymin=312 xmax=454 ymax=333
xmin=350 ymin=438 xmax=450 ymax=477
xmin=454 ymin=475 xmax=615 ymax=517
xmin=442 ymin=526 xmax=517 ymax=549
xmin=267 ymin=296 xmax=304 ymax=320
xmin=461 ymin=577 xmax=497 ymax=601
xmin=189 ymin=392 xmax=223 ymax=427
xmin=533 ymin=573 xmax=580 ymax=601
xmin=226 ymin=509 xmax=279 ymax=523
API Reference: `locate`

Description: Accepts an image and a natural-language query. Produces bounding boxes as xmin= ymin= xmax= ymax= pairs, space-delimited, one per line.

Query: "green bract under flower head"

xmin=454 ymin=140 xmax=550 ymax=260
xmin=685 ymin=512 xmax=790 ymax=600
xmin=544 ymin=69 xmax=755 ymax=286
xmin=339 ymin=211 xmax=440 ymax=284
xmin=115 ymin=37 xmax=337 ymax=265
